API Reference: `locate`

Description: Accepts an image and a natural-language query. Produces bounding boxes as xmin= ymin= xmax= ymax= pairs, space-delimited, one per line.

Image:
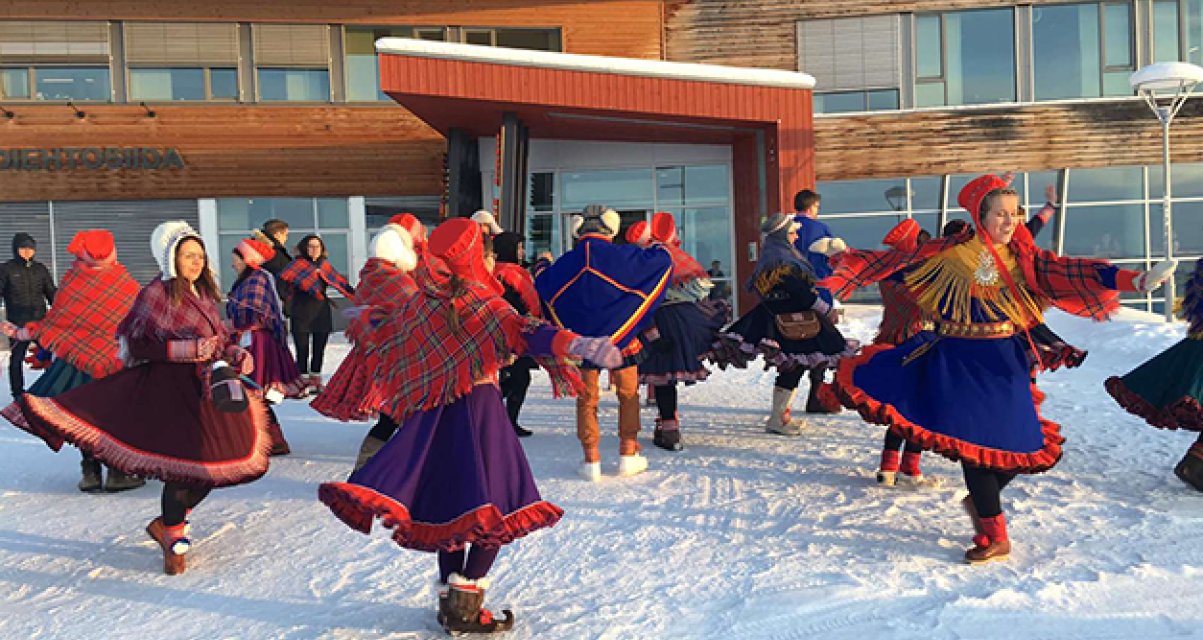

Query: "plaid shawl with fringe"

xmin=372 ymin=278 xmax=582 ymax=422
xmin=344 ymin=258 xmax=418 ymax=344
xmin=117 ymin=279 xmax=227 ymax=362
xmin=227 ymin=268 xmax=287 ymax=343
xmin=821 ymin=231 xmax=1123 ymax=321
xmin=1182 ymin=259 xmax=1202 ymax=335
xmin=493 ymin=262 xmax=542 ymax=318
xmin=26 ymin=259 xmax=139 ymax=379
xmin=279 ymin=257 xmax=355 ymax=301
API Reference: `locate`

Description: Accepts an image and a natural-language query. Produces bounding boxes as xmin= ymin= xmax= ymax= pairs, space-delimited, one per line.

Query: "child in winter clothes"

xmin=319 ymin=218 xmax=618 ymax=635
xmin=1106 ymin=258 xmax=1203 ymax=491
xmin=1 ymin=232 xmax=56 ymax=398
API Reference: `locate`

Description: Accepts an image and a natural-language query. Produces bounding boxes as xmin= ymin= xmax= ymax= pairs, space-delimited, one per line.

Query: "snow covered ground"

xmin=0 ymin=305 xmax=1200 ymax=640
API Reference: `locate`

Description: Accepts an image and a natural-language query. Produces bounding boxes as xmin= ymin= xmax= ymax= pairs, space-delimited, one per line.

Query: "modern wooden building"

xmin=1 ymin=0 xmax=1199 ymax=311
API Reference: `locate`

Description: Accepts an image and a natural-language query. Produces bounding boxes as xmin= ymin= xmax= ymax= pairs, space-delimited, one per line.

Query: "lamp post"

xmin=1130 ymin=61 xmax=1203 ymax=321
xmin=884 ymin=185 xmax=910 ymax=221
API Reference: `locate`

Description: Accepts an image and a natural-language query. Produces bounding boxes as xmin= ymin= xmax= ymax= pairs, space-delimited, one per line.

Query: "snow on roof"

xmin=375 ymin=38 xmax=817 ymax=90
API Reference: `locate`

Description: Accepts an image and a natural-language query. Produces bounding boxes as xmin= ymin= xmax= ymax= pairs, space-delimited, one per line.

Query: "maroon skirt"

xmin=3 ymin=361 xmax=271 ymax=488
xmin=247 ymin=329 xmax=307 ymax=398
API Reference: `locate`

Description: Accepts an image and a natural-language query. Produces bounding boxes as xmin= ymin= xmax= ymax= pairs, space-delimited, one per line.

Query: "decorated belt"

xmin=936 ymin=321 xmax=1015 ymax=339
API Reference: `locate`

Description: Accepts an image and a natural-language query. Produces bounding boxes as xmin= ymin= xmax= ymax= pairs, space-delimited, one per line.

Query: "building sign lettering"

xmin=0 ymin=147 xmax=186 ymax=171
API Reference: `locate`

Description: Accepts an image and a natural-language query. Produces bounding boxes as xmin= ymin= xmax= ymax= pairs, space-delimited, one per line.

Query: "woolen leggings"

xmin=438 ymin=545 xmax=500 ymax=582
xmin=961 ymin=462 xmax=1017 ymax=519
xmin=161 ymin=484 xmax=212 ymax=527
xmin=654 ymin=384 xmax=678 ymax=421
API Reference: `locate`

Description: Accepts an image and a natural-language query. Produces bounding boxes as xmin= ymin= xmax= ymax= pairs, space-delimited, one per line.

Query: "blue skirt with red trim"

xmin=834 ymin=331 xmax=1063 ymax=473
xmin=318 ymin=383 xmax=563 ymax=553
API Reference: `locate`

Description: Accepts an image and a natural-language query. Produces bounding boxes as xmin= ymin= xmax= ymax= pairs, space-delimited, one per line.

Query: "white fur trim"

xmin=447 ymin=573 xmax=490 ymax=590
xmin=570 ymin=215 xmax=585 ymax=237
xmin=150 ymin=221 xmax=201 ymax=281
xmin=600 ymin=209 xmax=620 ymax=236
xmin=371 ymin=225 xmax=418 ymax=272
xmin=808 ymin=238 xmax=832 ymax=255
xmin=471 ymin=210 xmax=503 ymax=235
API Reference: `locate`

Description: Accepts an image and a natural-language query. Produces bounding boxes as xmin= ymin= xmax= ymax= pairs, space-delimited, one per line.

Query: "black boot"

xmin=438 ymin=574 xmax=514 ymax=635
xmin=653 ymin=417 xmax=683 ymax=452
xmin=1174 ymin=450 xmax=1203 ymax=492
xmin=512 ymin=423 xmax=533 ymax=438
xmin=78 ymin=458 xmax=102 ymax=493
xmin=104 ymin=467 xmax=146 ymax=492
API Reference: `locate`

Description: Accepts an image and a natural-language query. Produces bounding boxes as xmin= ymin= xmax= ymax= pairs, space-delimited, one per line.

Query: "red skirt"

xmin=311 ymin=345 xmax=384 ymax=422
xmin=3 ymin=361 xmax=271 ymax=488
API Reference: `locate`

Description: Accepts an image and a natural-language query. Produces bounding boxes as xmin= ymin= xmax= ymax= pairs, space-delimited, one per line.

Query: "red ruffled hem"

xmin=318 ymin=482 xmax=564 ymax=552
xmin=311 ymin=347 xmax=384 ymax=422
xmin=6 ymin=394 xmax=272 ymax=488
xmin=1104 ymin=376 xmax=1203 ymax=432
xmin=834 ymin=343 xmax=1065 ymax=474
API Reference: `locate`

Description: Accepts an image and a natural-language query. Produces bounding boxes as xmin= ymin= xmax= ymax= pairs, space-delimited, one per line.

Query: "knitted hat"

xmin=471 ymin=209 xmax=504 ymax=235
xmin=428 ymin=218 xmax=503 ymax=295
xmin=625 ymin=220 xmax=651 ymax=247
xmin=66 ymin=229 xmax=116 ymax=264
xmin=150 ymin=221 xmax=204 ymax=280
xmin=760 ymin=212 xmax=799 ymax=240
xmin=388 ymin=213 xmax=428 ymax=249
xmin=493 ymin=231 xmax=524 ymax=265
xmin=957 ymin=174 xmax=1011 ymax=221
xmin=572 ymin=204 xmax=621 ymax=238
xmin=12 ymin=233 xmax=36 ymax=251
xmin=650 ymin=212 xmax=680 ymax=246
xmin=234 ymin=237 xmax=276 ymax=269
xmin=371 ymin=224 xmax=418 ymax=272
xmin=882 ymin=218 xmax=922 ymax=252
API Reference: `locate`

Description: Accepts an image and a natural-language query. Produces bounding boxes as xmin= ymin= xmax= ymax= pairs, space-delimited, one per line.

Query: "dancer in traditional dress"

xmin=2 ymin=222 xmax=269 ymax=575
xmin=319 ymin=218 xmax=617 ymax=634
xmin=1106 ymin=258 xmax=1203 ymax=491
xmin=825 ymin=174 xmax=1175 ymax=564
xmin=1 ymin=230 xmax=143 ymax=492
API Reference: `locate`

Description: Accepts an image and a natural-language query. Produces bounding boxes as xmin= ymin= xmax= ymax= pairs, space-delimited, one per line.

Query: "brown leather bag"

xmin=774 ymin=310 xmax=821 ymax=341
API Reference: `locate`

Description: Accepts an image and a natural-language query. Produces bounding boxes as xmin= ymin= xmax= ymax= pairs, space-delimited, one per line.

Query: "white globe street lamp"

xmin=1130 ymin=61 xmax=1203 ymax=321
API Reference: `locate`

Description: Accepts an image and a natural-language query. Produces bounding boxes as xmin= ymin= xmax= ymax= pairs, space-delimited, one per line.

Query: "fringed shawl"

xmin=227 ymin=268 xmax=287 ymax=343
xmin=279 ymin=257 xmax=355 ymax=301
xmin=117 ymin=279 xmax=226 ymax=365
xmin=1182 ymin=259 xmax=1203 ymax=336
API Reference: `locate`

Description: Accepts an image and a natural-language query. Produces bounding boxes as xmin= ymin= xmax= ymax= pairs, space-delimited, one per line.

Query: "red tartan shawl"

xmin=346 ymin=258 xmax=418 ymax=343
xmin=373 ymin=279 xmax=581 ymax=422
xmin=117 ymin=279 xmax=227 ymax=356
xmin=27 ymin=259 xmax=139 ymax=378
xmin=279 ymin=257 xmax=355 ymax=301
xmin=493 ymin=262 xmax=542 ymax=318
xmin=821 ymin=231 xmax=1122 ymax=321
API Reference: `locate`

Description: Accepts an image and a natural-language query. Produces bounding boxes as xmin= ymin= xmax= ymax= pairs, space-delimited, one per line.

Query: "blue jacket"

xmin=793 ymin=215 xmax=834 ymax=304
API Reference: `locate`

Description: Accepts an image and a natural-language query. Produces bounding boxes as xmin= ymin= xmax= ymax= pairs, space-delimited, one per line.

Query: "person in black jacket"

xmin=492 ymin=231 xmax=539 ymax=437
xmin=1 ymin=233 xmax=56 ymax=398
xmin=253 ymin=219 xmax=293 ymax=308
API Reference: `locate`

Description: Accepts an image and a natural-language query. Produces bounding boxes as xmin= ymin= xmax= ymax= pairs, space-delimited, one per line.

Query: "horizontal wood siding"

xmin=1 ymin=1 xmax=663 ymax=59
xmin=813 ymin=100 xmax=1203 ymax=181
xmin=666 ymin=0 xmax=1103 ymax=70
xmin=0 ymin=105 xmax=445 ymax=201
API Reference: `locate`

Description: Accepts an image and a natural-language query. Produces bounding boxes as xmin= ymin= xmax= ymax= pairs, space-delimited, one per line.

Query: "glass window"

xmin=560 ymin=169 xmax=653 ymax=210
xmin=817 ymin=178 xmax=908 ymax=214
xmin=1067 ymin=166 xmax=1143 ymax=201
xmin=1 ymin=68 xmax=30 ymax=99
xmin=345 ymin=27 xmax=413 ymax=101
xmin=822 ymin=215 xmax=902 ymax=250
xmin=1153 ymin=0 xmax=1181 ymax=62
xmin=656 ymin=167 xmax=684 ymax=207
xmin=1062 ymin=204 xmax=1146 ymax=258
xmin=684 ymin=165 xmax=729 ymax=202
xmin=1149 ymin=162 xmax=1203 ymax=198
xmin=1151 ymin=202 xmax=1203 ymax=254
xmin=464 ymin=30 xmax=494 ymax=46
xmin=526 ymin=212 xmax=562 ymax=259
xmin=495 ymin=29 xmax=561 ymax=52
xmin=317 ymin=198 xmax=349 ymax=228
xmin=216 ymin=197 xmax=352 ymax=289
xmin=529 ymin=172 xmax=554 ymax=210
xmin=866 ymin=89 xmax=900 ymax=110
xmin=210 ymin=68 xmax=238 ymax=99
xmin=1187 ymin=0 xmax=1203 ymax=66
xmin=916 ymin=9 xmax=1016 ymax=106
xmin=1104 ymin=2 xmax=1134 ymax=68
xmin=910 ymin=177 xmax=943 ymax=211
xmin=129 ymin=68 xmax=205 ymax=101
xmin=257 ymin=68 xmax=329 ymax=102
xmin=33 ymin=66 xmax=110 ymax=101
xmin=815 ymin=91 xmax=866 ymax=114
xmin=1033 ymin=4 xmax=1101 ymax=100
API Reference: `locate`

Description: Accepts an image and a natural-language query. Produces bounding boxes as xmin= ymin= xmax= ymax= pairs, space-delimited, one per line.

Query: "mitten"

xmin=567 ymin=336 xmax=622 ymax=370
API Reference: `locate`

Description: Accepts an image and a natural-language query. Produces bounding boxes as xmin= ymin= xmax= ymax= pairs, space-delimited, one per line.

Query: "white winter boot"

xmin=577 ymin=460 xmax=602 ymax=482
xmin=617 ymin=453 xmax=649 ymax=477
xmin=765 ymin=387 xmax=806 ymax=436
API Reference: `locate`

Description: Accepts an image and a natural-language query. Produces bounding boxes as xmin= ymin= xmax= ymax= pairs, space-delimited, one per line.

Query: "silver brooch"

xmin=974 ymin=247 xmax=1001 ymax=286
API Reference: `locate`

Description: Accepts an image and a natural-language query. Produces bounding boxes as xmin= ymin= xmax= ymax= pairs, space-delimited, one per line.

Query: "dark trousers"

xmin=367 ymin=413 xmax=399 ymax=441
xmin=774 ymin=366 xmax=825 ymax=399
xmin=438 ymin=545 xmax=500 ymax=582
xmin=291 ymin=329 xmax=329 ymax=375
xmin=654 ymin=384 xmax=678 ymax=421
xmin=161 ymin=484 xmax=212 ymax=527
xmin=8 ymin=339 xmax=29 ymax=397
xmin=499 ymin=362 xmax=532 ymax=428
xmin=962 ymin=462 xmax=1017 ymax=519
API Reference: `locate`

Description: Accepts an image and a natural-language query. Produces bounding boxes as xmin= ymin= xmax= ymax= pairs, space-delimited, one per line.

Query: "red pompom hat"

xmin=625 ymin=219 xmax=651 ymax=246
xmin=66 ymin=229 xmax=117 ymax=264
xmin=428 ymin=218 xmax=504 ymax=296
xmin=235 ymin=237 xmax=276 ymax=269
xmin=388 ymin=213 xmax=428 ymax=250
xmin=650 ymin=212 xmax=708 ymax=285
xmin=882 ymin=218 xmax=922 ymax=252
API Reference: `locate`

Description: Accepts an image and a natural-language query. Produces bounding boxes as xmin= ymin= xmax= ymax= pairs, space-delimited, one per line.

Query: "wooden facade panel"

xmin=1 ymin=0 xmax=664 ymax=59
xmin=0 ymin=105 xmax=445 ymax=201
xmin=813 ymin=101 xmax=1203 ymax=181
xmin=666 ymin=0 xmax=1102 ymax=70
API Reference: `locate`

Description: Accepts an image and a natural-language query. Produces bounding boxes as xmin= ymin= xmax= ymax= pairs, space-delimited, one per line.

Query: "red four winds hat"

xmin=625 ymin=220 xmax=651 ymax=246
xmin=236 ymin=237 xmax=276 ymax=269
xmin=428 ymin=217 xmax=504 ymax=296
xmin=882 ymin=218 xmax=921 ymax=251
xmin=650 ymin=212 xmax=680 ymax=246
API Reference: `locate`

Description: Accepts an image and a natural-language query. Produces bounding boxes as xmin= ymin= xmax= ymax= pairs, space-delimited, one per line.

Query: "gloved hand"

xmin=567 ymin=336 xmax=622 ymax=370
xmin=808 ymin=237 xmax=848 ymax=257
xmin=167 ymin=335 xmax=223 ymax=362
xmin=0 ymin=321 xmax=16 ymax=339
xmin=225 ymin=346 xmax=255 ymax=376
xmin=1136 ymin=259 xmax=1177 ymax=292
